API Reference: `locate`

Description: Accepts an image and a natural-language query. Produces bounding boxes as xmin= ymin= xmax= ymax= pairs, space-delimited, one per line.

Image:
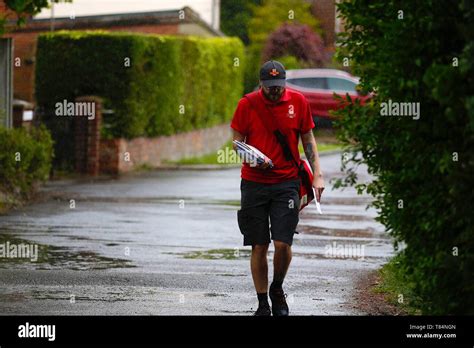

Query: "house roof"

xmin=10 ymin=6 xmax=224 ymax=36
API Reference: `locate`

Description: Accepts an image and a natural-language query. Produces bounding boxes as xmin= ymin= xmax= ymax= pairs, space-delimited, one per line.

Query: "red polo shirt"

xmin=231 ymin=89 xmax=315 ymax=184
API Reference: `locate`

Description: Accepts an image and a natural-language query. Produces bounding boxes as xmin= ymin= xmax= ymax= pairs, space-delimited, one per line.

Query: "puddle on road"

xmin=175 ymin=248 xmax=251 ymax=260
xmin=174 ymin=247 xmax=386 ymax=263
xmin=204 ymin=293 xmax=229 ymax=297
xmin=315 ymin=197 xmax=374 ymax=206
xmin=218 ymin=200 xmax=240 ymax=207
xmin=297 ymin=224 xmax=388 ymax=239
xmin=216 ymin=273 xmax=247 ymax=277
xmin=29 ymin=289 xmax=132 ymax=302
xmin=300 ymin=213 xmax=374 ymax=222
xmin=221 ymin=309 xmax=254 ymax=314
xmin=0 ymin=233 xmax=135 ymax=271
xmin=45 ymin=194 xmax=242 ymax=208
xmin=0 ymin=287 xmax=157 ymax=303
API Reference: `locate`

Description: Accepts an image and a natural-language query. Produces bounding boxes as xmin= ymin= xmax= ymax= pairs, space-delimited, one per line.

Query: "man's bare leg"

xmin=251 ymin=244 xmax=269 ymax=293
xmin=273 ymin=240 xmax=292 ymax=283
xmin=251 ymin=244 xmax=271 ymax=315
xmin=270 ymin=240 xmax=292 ymax=316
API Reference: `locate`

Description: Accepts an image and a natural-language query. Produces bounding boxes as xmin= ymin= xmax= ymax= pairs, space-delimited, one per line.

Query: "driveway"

xmin=0 ymin=153 xmax=393 ymax=315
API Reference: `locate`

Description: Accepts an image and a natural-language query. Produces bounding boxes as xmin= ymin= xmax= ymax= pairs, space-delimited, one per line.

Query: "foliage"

xmin=374 ymin=254 xmax=422 ymax=315
xmin=244 ymin=0 xmax=320 ymax=92
xmin=1 ymin=0 xmax=71 ymax=34
xmin=37 ymin=32 xmax=245 ymax=138
xmin=0 ymin=125 xmax=53 ymax=194
xmin=35 ymin=31 xmax=244 ymax=168
xmin=333 ymin=0 xmax=474 ymax=314
xmin=220 ymin=0 xmax=263 ymax=45
xmin=273 ymin=55 xmax=304 ymax=70
xmin=248 ymin=0 xmax=319 ymax=46
xmin=262 ymin=23 xmax=326 ymax=67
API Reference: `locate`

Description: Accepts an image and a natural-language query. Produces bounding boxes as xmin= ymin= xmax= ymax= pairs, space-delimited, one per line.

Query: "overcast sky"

xmin=35 ymin=0 xmax=219 ymax=28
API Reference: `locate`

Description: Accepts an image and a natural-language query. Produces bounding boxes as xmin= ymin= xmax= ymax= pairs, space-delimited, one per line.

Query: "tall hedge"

xmin=334 ymin=1 xmax=474 ymax=314
xmin=35 ymin=31 xmax=245 ymax=139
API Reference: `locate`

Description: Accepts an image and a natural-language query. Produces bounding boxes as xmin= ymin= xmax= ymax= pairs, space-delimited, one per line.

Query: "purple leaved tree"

xmin=262 ymin=23 xmax=328 ymax=67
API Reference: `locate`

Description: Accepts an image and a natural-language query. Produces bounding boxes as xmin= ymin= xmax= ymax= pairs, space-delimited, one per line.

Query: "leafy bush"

xmin=220 ymin=0 xmax=263 ymax=45
xmin=273 ymin=55 xmax=304 ymax=70
xmin=334 ymin=1 xmax=474 ymax=314
xmin=0 ymin=125 xmax=53 ymax=195
xmin=262 ymin=23 xmax=326 ymax=67
xmin=247 ymin=0 xmax=319 ymax=46
xmin=36 ymin=31 xmax=244 ymax=139
xmin=244 ymin=0 xmax=320 ymax=92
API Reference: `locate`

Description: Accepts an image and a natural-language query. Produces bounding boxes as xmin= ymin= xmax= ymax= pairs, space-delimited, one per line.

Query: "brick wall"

xmin=1 ymin=2 xmax=36 ymax=102
xmin=100 ymin=124 xmax=231 ymax=174
xmin=312 ymin=0 xmax=336 ymax=47
xmin=6 ymin=31 xmax=37 ymax=101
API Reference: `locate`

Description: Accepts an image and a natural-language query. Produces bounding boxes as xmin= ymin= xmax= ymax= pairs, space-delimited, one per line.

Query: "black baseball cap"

xmin=260 ymin=60 xmax=286 ymax=87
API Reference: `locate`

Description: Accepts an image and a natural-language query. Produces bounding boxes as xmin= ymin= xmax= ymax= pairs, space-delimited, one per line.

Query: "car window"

xmin=286 ymin=78 xmax=327 ymax=90
xmin=327 ymin=78 xmax=357 ymax=92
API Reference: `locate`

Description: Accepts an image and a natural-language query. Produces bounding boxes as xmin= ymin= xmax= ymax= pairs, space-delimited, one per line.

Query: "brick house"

xmin=3 ymin=6 xmax=223 ymax=103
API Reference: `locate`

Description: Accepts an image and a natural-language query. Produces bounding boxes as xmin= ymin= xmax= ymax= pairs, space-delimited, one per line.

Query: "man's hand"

xmin=313 ymin=174 xmax=325 ymax=202
xmin=252 ymin=157 xmax=271 ymax=170
xmin=232 ymin=129 xmax=245 ymax=150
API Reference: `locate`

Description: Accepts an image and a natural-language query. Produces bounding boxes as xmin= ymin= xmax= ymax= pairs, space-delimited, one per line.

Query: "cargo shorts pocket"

xmin=237 ymin=208 xmax=268 ymax=237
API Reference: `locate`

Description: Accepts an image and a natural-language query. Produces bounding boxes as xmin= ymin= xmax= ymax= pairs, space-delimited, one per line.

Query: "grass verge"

xmin=373 ymin=256 xmax=423 ymax=315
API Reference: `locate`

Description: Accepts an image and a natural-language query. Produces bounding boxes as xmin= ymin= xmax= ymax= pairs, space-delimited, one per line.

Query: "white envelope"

xmin=233 ymin=140 xmax=274 ymax=168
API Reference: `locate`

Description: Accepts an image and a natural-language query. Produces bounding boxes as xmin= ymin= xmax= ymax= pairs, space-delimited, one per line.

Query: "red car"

xmin=285 ymin=69 xmax=371 ymax=127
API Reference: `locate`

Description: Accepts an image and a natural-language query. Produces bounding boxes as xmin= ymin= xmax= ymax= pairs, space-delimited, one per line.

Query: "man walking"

xmin=231 ymin=60 xmax=325 ymax=316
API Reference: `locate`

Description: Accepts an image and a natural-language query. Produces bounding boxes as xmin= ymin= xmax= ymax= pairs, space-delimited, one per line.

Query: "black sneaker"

xmin=269 ymin=287 xmax=289 ymax=316
xmin=254 ymin=303 xmax=271 ymax=316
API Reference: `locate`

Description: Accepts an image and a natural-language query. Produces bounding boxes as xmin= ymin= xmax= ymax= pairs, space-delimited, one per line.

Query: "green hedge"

xmin=35 ymin=31 xmax=245 ymax=139
xmin=0 ymin=125 xmax=53 ymax=195
xmin=334 ymin=1 xmax=474 ymax=314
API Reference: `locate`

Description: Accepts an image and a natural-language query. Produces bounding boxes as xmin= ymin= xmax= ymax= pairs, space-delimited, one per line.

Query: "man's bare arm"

xmin=301 ymin=130 xmax=325 ymax=201
xmin=232 ymin=129 xmax=245 ymax=151
xmin=232 ymin=129 xmax=245 ymax=150
xmin=301 ymin=130 xmax=322 ymax=176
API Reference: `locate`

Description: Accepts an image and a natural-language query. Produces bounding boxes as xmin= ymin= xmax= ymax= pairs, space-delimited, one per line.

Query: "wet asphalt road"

xmin=0 ymin=153 xmax=393 ymax=315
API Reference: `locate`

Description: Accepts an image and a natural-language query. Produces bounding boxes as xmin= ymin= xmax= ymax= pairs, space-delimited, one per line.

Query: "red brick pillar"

xmin=74 ymin=96 xmax=102 ymax=176
xmin=312 ymin=0 xmax=336 ymax=47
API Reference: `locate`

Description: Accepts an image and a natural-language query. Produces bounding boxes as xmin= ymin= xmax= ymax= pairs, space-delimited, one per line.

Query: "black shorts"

xmin=237 ymin=178 xmax=300 ymax=246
